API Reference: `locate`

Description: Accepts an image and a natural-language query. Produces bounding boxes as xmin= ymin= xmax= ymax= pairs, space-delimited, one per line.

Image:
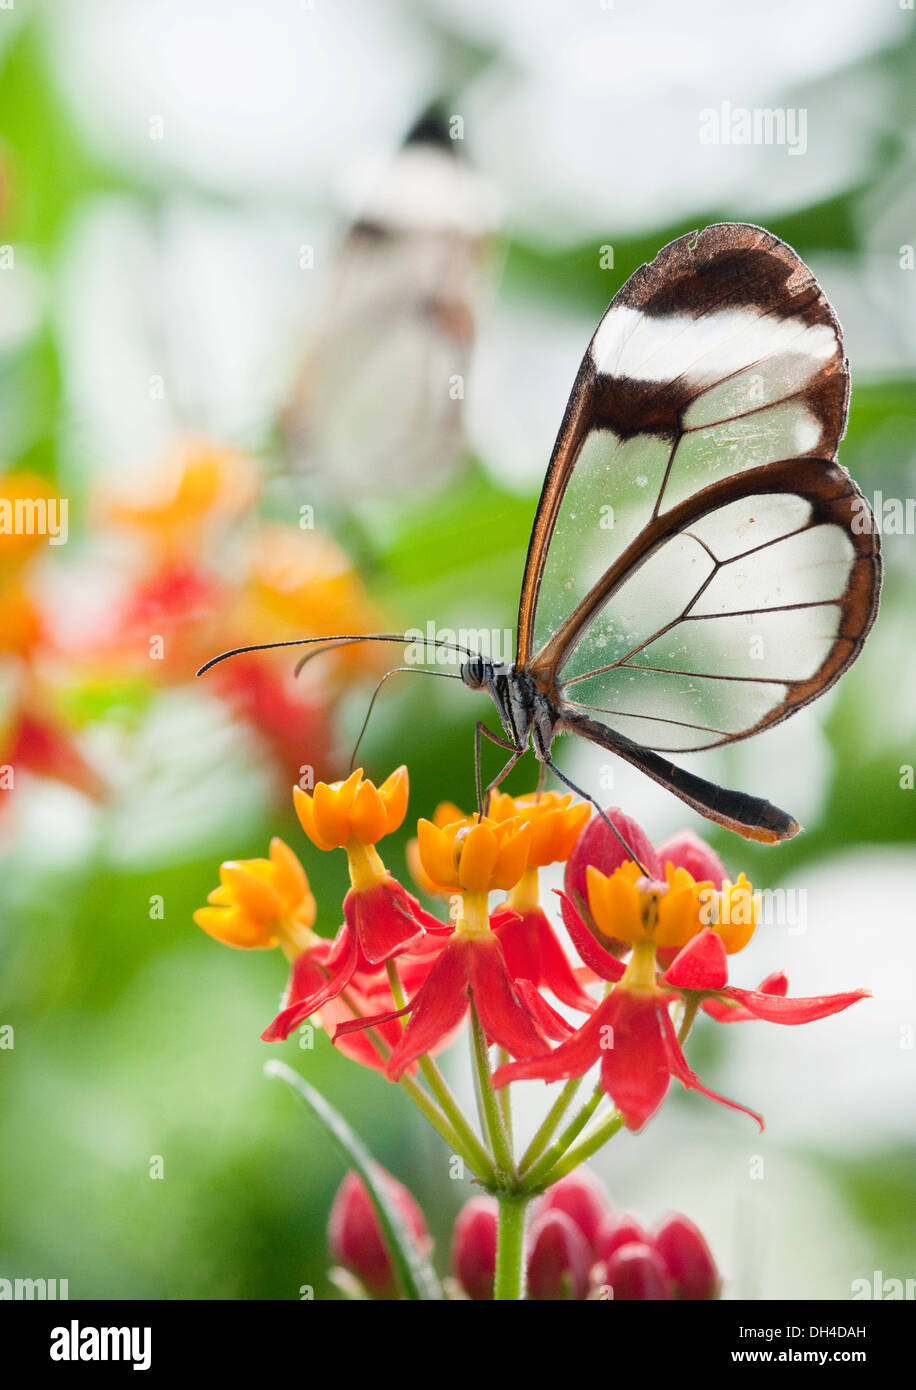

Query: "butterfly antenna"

xmin=196 ymin=633 xmax=411 ymax=677
xmin=197 ymin=632 xmax=481 ymax=679
xmin=543 ymin=756 xmax=651 ymax=878
xmin=348 ymin=666 xmax=460 ymax=771
xmin=294 ymin=637 xmax=373 ymax=677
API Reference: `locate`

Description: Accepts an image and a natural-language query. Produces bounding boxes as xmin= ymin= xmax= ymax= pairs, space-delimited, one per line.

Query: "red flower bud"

xmin=654 ymin=1211 xmax=721 ymax=1300
xmin=596 ymin=1211 xmax=649 ymax=1265
xmin=604 ymin=1240 xmax=673 ymax=1300
xmin=564 ymin=809 xmax=661 ymax=945
xmin=655 ymin=829 xmax=727 ymax=889
xmin=526 ymin=1210 xmax=592 ymax=1301
xmin=536 ymin=1170 xmax=610 ymax=1253
xmin=327 ymin=1168 xmax=429 ymax=1299
xmin=451 ymin=1196 xmax=498 ymax=1301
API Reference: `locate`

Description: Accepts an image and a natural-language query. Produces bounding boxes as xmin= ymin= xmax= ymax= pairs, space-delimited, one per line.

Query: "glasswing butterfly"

xmin=200 ymin=223 xmax=881 ymax=854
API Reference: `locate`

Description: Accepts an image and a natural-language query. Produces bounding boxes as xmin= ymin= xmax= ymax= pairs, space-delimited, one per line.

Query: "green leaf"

xmin=264 ymin=1060 xmax=443 ymax=1301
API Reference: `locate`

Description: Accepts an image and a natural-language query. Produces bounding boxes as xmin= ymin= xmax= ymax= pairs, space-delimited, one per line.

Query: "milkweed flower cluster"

xmin=194 ymin=765 xmax=869 ymax=1300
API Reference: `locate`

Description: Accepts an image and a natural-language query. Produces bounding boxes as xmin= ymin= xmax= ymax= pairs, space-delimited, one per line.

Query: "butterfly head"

xmin=459 ymin=653 xmax=492 ymax=691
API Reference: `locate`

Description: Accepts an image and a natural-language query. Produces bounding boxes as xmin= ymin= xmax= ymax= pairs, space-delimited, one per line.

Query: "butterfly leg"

xmin=540 ymin=753 xmax=652 ymax=876
xmin=474 ymin=721 xmax=525 ymax=817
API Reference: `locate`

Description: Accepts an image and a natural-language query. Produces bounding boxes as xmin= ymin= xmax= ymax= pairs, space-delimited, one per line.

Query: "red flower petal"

xmin=468 ymin=934 xmax=552 ymax=1059
xmin=514 ymin=979 xmax=575 ymax=1041
xmin=283 ymin=949 xmax=331 ymax=1006
xmin=492 ymin=905 xmax=597 ymax=1012
xmin=555 ymin=891 xmax=626 ymax=983
xmin=537 ymin=1171 xmax=610 ymax=1254
xmin=322 ymin=990 xmax=405 ymax=1072
xmin=344 ymin=878 xmax=424 ymax=966
xmin=596 ymin=1212 xmax=649 ymax=1265
xmin=11 ymin=714 xmax=106 ymax=799
xmin=702 ymin=970 xmax=788 ymax=1023
xmin=662 ymin=929 xmax=728 ymax=993
xmin=452 ymin=1197 xmax=498 ymax=1301
xmin=384 ymin=937 xmax=473 ymax=1080
xmin=662 ymin=1010 xmax=764 ymax=1129
xmin=526 ymin=1210 xmax=592 ymax=1301
xmin=333 ymin=1002 xmax=412 ymax=1039
xmin=757 ymin=970 xmax=790 ymax=995
xmin=599 ymin=992 xmax=673 ymax=1132
xmin=492 ymin=995 xmax=614 ymax=1088
xmin=722 ymin=984 xmax=870 ymax=1025
xmin=653 ymin=1212 xmax=721 ymax=1300
xmin=261 ymin=926 xmax=359 ymax=1041
xmin=534 ymin=913 xmax=600 ymax=1013
xmin=404 ymin=889 xmax=453 ymax=936
xmin=328 ymin=1169 xmax=429 ymax=1297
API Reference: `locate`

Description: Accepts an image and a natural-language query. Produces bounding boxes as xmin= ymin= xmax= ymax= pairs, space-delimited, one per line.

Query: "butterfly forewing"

xmin=518 ymin=223 xmax=879 ymax=756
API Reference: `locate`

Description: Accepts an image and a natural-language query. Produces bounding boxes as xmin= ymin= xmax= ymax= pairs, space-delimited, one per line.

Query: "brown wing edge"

xmin=515 ymin=221 xmax=850 ymax=667
xmin=515 ymin=359 xmax=593 ymax=666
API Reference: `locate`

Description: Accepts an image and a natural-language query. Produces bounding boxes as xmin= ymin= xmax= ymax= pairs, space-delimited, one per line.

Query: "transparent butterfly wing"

xmin=518 ymin=224 xmax=880 ymax=752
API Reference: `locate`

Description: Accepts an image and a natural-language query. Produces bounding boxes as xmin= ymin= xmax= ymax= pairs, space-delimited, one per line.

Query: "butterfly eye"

xmin=461 ymin=656 xmax=486 ymax=689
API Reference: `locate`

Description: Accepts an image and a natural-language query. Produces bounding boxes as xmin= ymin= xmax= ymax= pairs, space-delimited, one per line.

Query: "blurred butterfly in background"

xmin=280 ymin=110 xmax=499 ymax=503
xmin=202 ymin=223 xmax=881 ymax=850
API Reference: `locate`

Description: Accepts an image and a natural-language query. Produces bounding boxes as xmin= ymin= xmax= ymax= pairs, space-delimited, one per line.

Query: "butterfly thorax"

xmin=460 ymin=657 xmax=558 ymax=757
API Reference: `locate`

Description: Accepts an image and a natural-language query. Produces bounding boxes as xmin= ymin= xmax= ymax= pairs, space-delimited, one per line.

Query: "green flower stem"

xmin=469 ymin=1002 xmax=515 ymax=1180
xmin=420 ymin=1057 xmax=494 ymax=1180
xmin=494 ymin=1193 xmax=531 ymax=1301
xmin=519 ymin=1076 xmax=583 ymax=1173
xmin=468 ymin=1024 xmax=491 ymax=1157
xmin=520 ymin=1084 xmax=604 ymax=1192
xmin=536 ymin=1109 xmax=624 ymax=1187
xmin=495 ymin=1047 xmax=514 ymax=1149
xmin=384 ymin=961 xmax=496 ymax=1181
xmin=401 ymin=1074 xmax=480 ymax=1170
xmin=339 ymin=989 xmax=476 ymax=1167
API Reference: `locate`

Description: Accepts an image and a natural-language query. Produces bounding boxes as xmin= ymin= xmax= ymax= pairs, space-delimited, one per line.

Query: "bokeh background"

xmin=1 ymin=0 xmax=914 ymax=1300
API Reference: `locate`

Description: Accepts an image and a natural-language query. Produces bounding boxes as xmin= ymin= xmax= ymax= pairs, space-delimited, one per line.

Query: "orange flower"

xmin=488 ymin=790 xmax=590 ymax=869
xmin=484 ymin=790 xmax=596 ymax=1013
xmin=194 ymin=837 xmax=317 ymax=957
xmin=406 ymin=800 xmax=464 ymax=899
xmin=107 ymin=439 xmax=258 ymax=561
xmin=294 ymin=766 xmax=409 ymax=854
xmin=586 ymin=861 xmax=656 ymax=947
xmin=653 ymin=864 xmax=717 ymax=951
xmin=701 ymin=873 xmax=760 ymax=955
xmin=416 ymin=814 xmax=532 ymax=898
xmin=293 ymin=768 xmax=431 ymax=967
xmin=586 ymin=859 xmax=758 ymax=957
